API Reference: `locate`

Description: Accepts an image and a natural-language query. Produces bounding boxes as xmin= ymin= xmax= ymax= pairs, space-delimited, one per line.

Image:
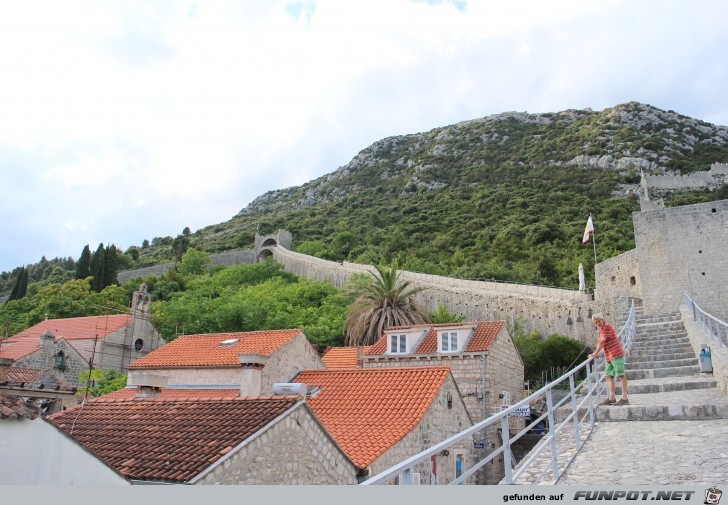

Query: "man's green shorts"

xmin=605 ymin=356 xmax=626 ymax=377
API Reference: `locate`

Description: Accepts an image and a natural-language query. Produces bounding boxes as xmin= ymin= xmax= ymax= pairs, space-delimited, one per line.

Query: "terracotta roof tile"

xmin=0 ymin=314 xmax=132 ymax=361
xmin=100 ymin=388 xmax=240 ymax=400
xmin=365 ymin=321 xmax=504 ymax=355
xmin=129 ymin=329 xmax=302 ymax=368
xmin=47 ymin=396 xmax=299 ymax=483
xmin=0 ymin=394 xmax=40 ymax=419
xmin=321 ymin=346 xmax=370 ymax=369
xmin=293 ymin=367 xmax=450 ymax=469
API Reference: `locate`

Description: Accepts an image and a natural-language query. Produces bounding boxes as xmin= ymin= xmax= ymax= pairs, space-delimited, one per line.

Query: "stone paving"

xmin=558 ymin=417 xmax=728 ymax=485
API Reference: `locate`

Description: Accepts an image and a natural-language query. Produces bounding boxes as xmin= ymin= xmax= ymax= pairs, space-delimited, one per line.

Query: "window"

xmin=134 ymin=339 xmax=144 ymax=352
xmin=389 ymin=334 xmax=407 ymax=353
xmin=440 ymin=332 xmax=458 ymax=352
xmin=54 ymin=351 xmax=65 ymax=370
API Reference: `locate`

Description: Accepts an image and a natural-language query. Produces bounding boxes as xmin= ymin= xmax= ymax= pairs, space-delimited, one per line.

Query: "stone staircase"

xmin=596 ymin=303 xmax=728 ymax=421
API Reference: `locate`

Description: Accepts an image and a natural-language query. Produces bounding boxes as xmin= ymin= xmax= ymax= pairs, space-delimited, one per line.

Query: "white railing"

xmin=362 ymin=302 xmax=636 ymax=486
xmin=683 ymin=293 xmax=727 ymax=348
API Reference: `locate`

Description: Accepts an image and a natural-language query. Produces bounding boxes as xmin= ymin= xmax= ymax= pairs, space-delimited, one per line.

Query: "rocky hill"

xmin=3 ymin=102 xmax=727 ymax=296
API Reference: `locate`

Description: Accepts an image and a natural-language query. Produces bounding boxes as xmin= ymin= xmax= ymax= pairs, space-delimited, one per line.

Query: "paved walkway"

xmin=558 ymin=417 xmax=728 ymax=485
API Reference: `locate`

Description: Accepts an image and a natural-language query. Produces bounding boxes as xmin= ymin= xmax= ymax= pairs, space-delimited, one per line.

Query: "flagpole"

xmin=592 ymin=231 xmax=597 ymax=264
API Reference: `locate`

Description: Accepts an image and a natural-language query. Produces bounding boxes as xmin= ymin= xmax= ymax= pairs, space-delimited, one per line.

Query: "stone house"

xmin=0 ymin=358 xmax=79 ymax=413
xmin=292 ymin=367 xmax=475 ymax=484
xmin=125 ymin=328 xmax=325 ymax=392
xmin=10 ymin=388 xmax=357 ymax=485
xmin=361 ymin=320 xmax=525 ymax=483
xmin=0 ymin=284 xmax=162 ymax=389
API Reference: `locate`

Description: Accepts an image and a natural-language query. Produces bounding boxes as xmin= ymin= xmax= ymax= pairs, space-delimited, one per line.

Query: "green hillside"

xmin=3 ymin=102 xmax=727 ymax=297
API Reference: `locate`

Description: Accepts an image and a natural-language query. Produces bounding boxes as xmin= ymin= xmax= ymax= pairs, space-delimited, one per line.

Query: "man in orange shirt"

xmin=588 ymin=314 xmax=629 ymax=406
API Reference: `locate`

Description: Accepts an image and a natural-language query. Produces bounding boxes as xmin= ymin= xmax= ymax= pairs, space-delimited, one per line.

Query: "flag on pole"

xmin=582 ymin=215 xmax=594 ymax=244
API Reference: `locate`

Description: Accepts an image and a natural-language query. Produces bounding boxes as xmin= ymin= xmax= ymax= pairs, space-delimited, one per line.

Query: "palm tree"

xmin=344 ymin=261 xmax=430 ymax=346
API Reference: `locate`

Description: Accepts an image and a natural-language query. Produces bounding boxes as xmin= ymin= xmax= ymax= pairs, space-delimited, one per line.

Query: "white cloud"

xmin=1 ymin=0 xmax=728 ymax=272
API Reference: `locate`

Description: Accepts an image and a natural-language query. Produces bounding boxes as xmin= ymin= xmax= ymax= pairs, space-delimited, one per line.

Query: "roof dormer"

xmin=436 ymin=325 xmax=476 ymax=353
xmin=383 ymin=328 xmax=427 ymax=355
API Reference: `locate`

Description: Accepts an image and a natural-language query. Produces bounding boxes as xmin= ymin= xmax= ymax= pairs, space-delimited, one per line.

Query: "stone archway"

xmin=257 ymin=249 xmax=274 ymax=261
xmin=261 ymin=238 xmax=277 ymax=247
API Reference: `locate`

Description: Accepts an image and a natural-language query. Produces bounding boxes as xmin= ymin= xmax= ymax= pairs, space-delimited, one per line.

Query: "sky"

xmin=2 ymin=0 xmax=728 ymax=274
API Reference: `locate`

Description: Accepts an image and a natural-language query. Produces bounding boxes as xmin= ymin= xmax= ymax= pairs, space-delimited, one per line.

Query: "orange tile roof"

xmin=47 ymin=396 xmax=300 ymax=483
xmin=101 ymin=387 xmax=239 ymax=400
xmin=129 ymin=329 xmax=303 ymax=368
xmin=321 ymin=346 xmax=370 ymax=369
xmin=0 ymin=314 xmax=132 ymax=361
xmin=292 ymin=367 xmax=451 ymax=469
xmin=366 ymin=321 xmax=504 ymax=355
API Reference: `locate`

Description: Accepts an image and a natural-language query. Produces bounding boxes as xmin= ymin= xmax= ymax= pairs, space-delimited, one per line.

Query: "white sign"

xmin=500 ymin=405 xmax=530 ymax=417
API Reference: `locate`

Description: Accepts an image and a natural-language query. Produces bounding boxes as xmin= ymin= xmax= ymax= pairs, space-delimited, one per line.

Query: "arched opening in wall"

xmin=134 ymin=339 xmax=144 ymax=352
xmin=261 ymin=238 xmax=277 ymax=247
xmin=257 ymin=249 xmax=273 ymax=261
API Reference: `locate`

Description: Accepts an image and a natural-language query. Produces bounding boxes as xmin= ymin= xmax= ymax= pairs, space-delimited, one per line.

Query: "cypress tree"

xmin=102 ymin=244 xmax=119 ymax=289
xmin=76 ymin=245 xmax=91 ymax=279
xmin=17 ymin=268 xmax=28 ymax=299
xmin=89 ymin=243 xmax=105 ymax=293
xmin=6 ymin=267 xmax=23 ymax=302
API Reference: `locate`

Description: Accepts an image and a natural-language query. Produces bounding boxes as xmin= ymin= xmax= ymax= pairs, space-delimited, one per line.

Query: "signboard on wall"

xmin=500 ymin=405 xmax=530 ymax=417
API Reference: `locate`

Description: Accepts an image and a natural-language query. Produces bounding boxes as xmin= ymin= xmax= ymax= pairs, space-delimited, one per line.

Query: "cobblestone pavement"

xmin=558 ymin=418 xmax=728 ymax=485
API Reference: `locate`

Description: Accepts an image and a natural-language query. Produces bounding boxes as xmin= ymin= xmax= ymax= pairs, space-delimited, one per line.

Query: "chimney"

xmin=39 ymin=330 xmax=55 ymax=349
xmin=238 ymin=354 xmax=269 ymax=397
xmin=130 ymin=372 xmax=168 ymax=398
xmin=0 ymin=357 xmax=13 ymax=384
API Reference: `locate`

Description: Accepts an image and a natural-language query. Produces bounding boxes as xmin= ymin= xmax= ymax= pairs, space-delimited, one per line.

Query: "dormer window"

xmin=389 ymin=334 xmax=407 ymax=354
xmin=440 ymin=332 xmax=459 ymax=352
xmin=219 ymin=338 xmax=240 ymax=347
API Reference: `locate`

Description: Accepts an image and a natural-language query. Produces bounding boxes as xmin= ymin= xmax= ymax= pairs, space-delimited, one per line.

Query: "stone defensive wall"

xmin=633 ymin=199 xmax=728 ymax=320
xmin=271 ymin=246 xmax=595 ymax=343
xmin=594 ymin=249 xmax=641 ymax=320
xmin=117 ymin=249 xmax=257 ymax=284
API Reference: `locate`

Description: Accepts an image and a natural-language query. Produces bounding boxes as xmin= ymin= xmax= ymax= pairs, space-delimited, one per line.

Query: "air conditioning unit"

xmin=272 ymin=383 xmax=307 ymax=396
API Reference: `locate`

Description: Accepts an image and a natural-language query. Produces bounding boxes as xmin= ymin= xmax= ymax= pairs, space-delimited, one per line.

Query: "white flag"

xmin=582 ymin=215 xmax=594 ymax=244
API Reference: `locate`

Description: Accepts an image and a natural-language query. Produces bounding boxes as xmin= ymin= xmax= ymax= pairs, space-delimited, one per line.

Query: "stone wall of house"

xmin=198 ymin=403 xmax=357 ymax=485
xmin=15 ymin=338 xmax=89 ymax=387
xmin=127 ymin=367 xmax=241 ymax=387
xmin=272 ymin=246 xmax=593 ymax=341
xmin=365 ymin=375 xmax=475 ymax=485
xmin=361 ymin=342 xmax=524 ymax=484
xmin=633 ymin=200 xmax=728 ymax=319
xmin=260 ymin=333 xmax=325 ymax=394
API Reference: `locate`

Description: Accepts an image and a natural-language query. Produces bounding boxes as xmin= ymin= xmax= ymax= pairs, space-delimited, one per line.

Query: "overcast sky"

xmin=2 ymin=0 xmax=727 ymax=273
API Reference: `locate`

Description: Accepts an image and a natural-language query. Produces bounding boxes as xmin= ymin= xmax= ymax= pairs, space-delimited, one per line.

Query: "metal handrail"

xmin=362 ymin=302 xmax=636 ymax=486
xmin=683 ymin=293 xmax=727 ymax=348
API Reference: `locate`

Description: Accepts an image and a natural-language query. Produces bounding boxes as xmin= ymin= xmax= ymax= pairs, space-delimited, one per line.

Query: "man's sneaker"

xmin=600 ymin=398 xmax=616 ymax=406
xmin=615 ymin=399 xmax=630 ymax=406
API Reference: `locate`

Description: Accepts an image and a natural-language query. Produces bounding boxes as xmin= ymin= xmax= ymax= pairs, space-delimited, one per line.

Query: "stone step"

xmin=631 ymin=341 xmax=693 ymax=352
xmin=635 ymin=315 xmax=682 ymax=325
xmin=595 ymin=388 xmax=728 ymax=421
xmin=634 ymin=329 xmax=688 ymax=339
xmin=627 ymin=365 xmax=701 ymax=380
xmin=635 ymin=327 xmax=687 ymax=336
xmin=627 ymin=357 xmax=699 ymax=370
xmin=626 ymin=351 xmax=696 ymax=362
xmin=613 ymin=375 xmax=717 ymax=394
xmin=632 ymin=336 xmax=690 ymax=346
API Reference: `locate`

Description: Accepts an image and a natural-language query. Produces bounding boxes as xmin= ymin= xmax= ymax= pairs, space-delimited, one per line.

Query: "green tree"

xmin=103 ymin=244 xmax=119 ymax=289
xmin=75 ymin=245 xmax=91 ymax=280
xmin=77 ymin=369 xmax=128 ymax=397
xmin=7 ymin=267 xmax=24 ymax=302
xmin=177 ymin=249 xmax=212 ymax=276
xmin=344 ymin=261 xmax=430 ymax=346
xmin=16 ymin=268 xmax=28 ymax=300
xmin=429 ymin=305 xmax=465 ymax=324
xmin=89 ymin=243 xmax=106 ymax=292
